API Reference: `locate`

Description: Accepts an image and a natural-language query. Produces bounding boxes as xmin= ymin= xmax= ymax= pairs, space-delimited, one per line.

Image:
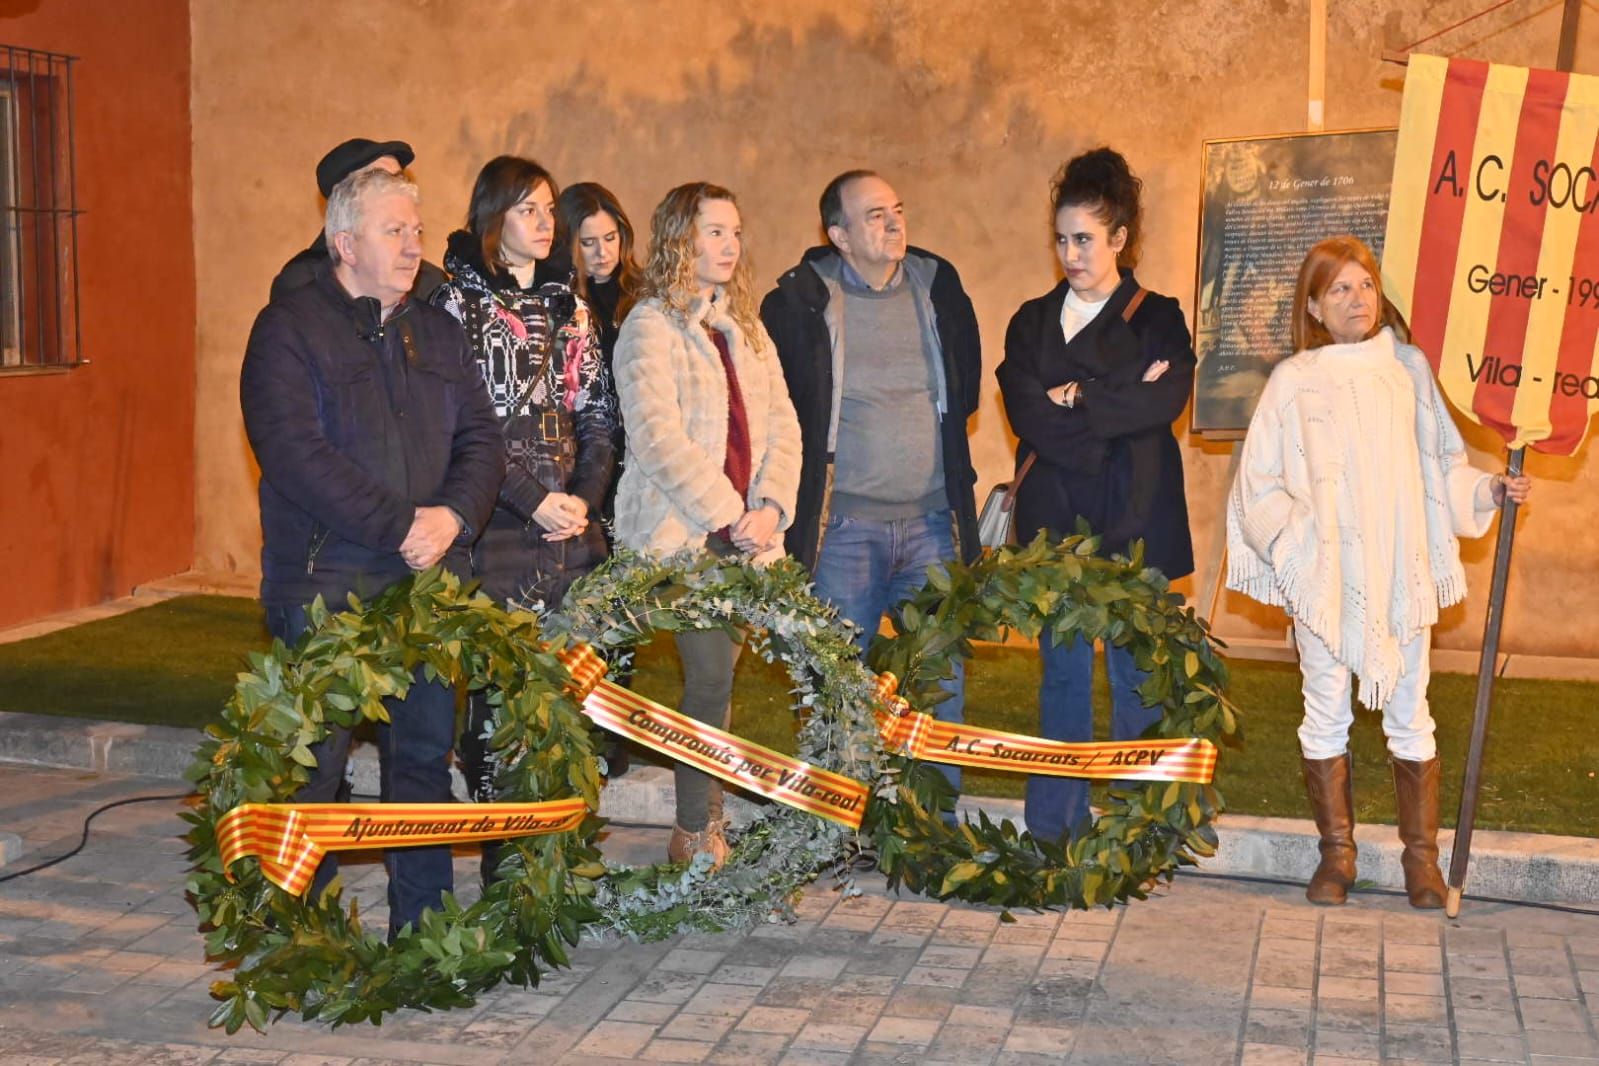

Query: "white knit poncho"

xmin=1226 ymin=328 xmax=1497 ymax=708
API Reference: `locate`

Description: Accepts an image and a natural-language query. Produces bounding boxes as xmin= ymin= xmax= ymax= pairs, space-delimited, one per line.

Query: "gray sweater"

xmin=830 ymin=268 xmax=946 ymax=519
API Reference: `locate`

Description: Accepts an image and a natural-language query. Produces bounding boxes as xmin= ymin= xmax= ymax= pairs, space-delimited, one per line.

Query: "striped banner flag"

xmin=1383 ymin=54 xmax=1599 ymax=455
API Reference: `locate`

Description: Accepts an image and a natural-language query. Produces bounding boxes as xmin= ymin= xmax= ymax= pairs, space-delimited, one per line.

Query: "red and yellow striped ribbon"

xmin=216 ymin=798 xmax=589 ymax=895
xmin=871 ymin=674 xmax=1217 ymax=783
xmin=558 ymin=638 xmax=868 ymax=828
xmin=216 ymin=642 xmax=611 ymax=895
xmin=1384 ymin=54 xmax=1599 ymax=456
xmin=580 ymin=677 xmax=868 ymax=829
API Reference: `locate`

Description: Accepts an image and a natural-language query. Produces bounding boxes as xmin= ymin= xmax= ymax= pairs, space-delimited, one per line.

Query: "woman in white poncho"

xmin=1226 ymin=235 xmax=1530 ymax=908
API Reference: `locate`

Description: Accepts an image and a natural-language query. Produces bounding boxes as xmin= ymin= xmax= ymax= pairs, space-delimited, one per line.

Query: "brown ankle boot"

xmin=667 ymin=822 xmax=729 ymax=870
xmin=1391 ymin=756 xmax=1447 ymax=909
xmin=1301 ymin=754 xmax=1357 ymax=905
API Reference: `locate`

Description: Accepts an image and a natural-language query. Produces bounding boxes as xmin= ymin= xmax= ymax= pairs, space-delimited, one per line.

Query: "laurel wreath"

xmin=184 ymin=534 xmax=1238 ymax=1031
xmin=183 ymin=570 xmax=613 ymax=1031
xmin=862 ymin=532 xmax=1242 ymax=910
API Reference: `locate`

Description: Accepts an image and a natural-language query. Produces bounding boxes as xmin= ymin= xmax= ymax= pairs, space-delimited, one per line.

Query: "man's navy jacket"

xmin=241 ymin=266 xmax=503 ymax=610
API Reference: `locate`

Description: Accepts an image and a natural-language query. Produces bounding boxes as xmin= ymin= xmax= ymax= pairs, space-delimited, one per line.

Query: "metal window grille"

xmin=0 ymin=45 xmax=80 ymax=374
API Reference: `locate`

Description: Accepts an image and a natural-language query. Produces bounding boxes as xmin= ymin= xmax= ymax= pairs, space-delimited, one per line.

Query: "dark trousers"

xmin=266 ymin=603 xmax=456 ymax=937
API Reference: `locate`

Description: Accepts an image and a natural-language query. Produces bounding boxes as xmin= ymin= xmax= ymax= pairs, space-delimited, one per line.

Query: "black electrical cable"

xmin=0 ymin=791 xmax=195 ymax=884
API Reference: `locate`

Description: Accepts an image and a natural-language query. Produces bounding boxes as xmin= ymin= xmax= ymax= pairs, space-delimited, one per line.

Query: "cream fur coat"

xmin=612 ymin=293 xmax=802 ymax=558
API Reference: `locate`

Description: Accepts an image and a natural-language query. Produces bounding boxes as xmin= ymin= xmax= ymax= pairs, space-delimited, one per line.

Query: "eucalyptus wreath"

xmin=861 ymin=530 xmax=1243 ymax=912
xmin=545 ymin=548 xmax=888 ymax=940
xmin=183 ymin=555 xmax=890 ymax=1031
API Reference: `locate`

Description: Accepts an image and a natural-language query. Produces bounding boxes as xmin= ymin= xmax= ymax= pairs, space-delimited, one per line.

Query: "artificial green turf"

xmin=1 ymin=595 xmax=1594 ymax=837
xmin=0 ymin=597 xmax=272 ymax=727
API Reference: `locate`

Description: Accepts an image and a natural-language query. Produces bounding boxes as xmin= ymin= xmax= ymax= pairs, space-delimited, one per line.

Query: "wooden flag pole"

xmin=1444 ymin=446 xmax=1523 ymax=917
xmin=1444 ymin=0 xmax=1579 ymax=919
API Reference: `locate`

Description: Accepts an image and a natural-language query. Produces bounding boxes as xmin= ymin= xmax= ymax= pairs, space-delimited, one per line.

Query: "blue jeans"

xmin=812 ymin=509 xmax=964 ymax=795
xmin=1024 ymin=633 xmax=1158 ymax=843
xmin=266 ymin=604 xmax=456 ymax=938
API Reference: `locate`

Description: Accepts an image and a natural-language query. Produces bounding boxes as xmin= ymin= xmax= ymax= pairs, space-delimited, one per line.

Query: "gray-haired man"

xmin=241 ymin=168 xmax=501 ymax=935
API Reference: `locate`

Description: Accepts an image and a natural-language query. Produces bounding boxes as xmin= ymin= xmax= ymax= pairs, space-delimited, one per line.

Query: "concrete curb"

xmin=2 ymin=709 xmax=1595 ymax=905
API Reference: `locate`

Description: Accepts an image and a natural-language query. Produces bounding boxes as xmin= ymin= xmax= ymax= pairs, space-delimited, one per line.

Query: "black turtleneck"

xmin=585 ymin=274 xmax=623 ymax=367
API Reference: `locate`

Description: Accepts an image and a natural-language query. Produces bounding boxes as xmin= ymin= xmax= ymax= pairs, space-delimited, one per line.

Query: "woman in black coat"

xmin=996 ymin=147 xmax=1196 ymax=844
xmin=434 ymin=158 xmax=617 ymax=611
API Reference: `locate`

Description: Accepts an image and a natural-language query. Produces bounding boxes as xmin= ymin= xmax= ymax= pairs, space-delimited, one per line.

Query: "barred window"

xmin=0 ymin=45 xmax=80 ymax=374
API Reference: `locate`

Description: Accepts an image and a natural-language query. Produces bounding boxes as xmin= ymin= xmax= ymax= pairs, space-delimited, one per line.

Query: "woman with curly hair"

xmin=611 ymin=182 xmax=802 ymax=866
xmin=433 ymin=156 xmax=617 ymax=879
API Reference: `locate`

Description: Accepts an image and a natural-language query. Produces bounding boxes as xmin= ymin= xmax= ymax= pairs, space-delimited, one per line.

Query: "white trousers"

xmin=1294 ymin=624 xmax=1437 ymax=761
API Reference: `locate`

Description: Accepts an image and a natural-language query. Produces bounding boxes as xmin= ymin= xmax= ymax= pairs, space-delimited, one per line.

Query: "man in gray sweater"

xmin=762 ymin=171 xmax=983 ymax=801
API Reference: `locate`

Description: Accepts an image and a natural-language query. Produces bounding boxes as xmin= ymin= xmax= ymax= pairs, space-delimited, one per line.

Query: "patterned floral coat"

xmin=435 ymin=230 xmax=617 ymax=609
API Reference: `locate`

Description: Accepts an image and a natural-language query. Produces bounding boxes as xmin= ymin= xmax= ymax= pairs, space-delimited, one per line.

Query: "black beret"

xmin=315 ymin=138 xmax=415 ymax=198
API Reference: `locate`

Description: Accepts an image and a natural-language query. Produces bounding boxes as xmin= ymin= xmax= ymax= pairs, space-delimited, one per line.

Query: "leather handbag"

xmin=977 ymin=452 xmax=1036 ymax=550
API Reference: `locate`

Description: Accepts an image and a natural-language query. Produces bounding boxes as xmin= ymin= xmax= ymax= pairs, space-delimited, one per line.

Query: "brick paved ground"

xmin=2 ymin=764 xmax=1597 ymax=1065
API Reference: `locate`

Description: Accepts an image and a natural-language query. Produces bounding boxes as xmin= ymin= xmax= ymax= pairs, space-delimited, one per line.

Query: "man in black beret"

xmin=268 ymin=137 xmax=448 ymax=304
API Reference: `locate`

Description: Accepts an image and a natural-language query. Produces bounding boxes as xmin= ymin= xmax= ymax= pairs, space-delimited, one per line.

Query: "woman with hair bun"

xmin=611 ymin=182 xmax=802 ymax=867
xmin=996 ymin=146 xmax=1197 ymax=844
xmin=1227 ymin=234 xmax=1530 ymax=908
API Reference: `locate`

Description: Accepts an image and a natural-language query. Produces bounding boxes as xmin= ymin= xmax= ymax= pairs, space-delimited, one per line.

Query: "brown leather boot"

xmin=1391 ymin=756 xmax=1447 ymax=909
xmin=667 ymin=823 xmax=729 ymax=870
xmin=1301 ymin=754 xmax=1357 ymax=905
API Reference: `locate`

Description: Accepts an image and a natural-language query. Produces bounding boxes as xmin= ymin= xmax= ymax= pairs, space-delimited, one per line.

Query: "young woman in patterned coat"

xmin=434 ymin=156 xmax=617 ymax=878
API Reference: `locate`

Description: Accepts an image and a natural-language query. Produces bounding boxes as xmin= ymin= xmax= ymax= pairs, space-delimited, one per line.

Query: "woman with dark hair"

xmin=1227 ymin=234 xmax=1530 ymax=908
xmin=433 ymin=155 xmax=617 ymax=875
xmin=558 ymin=182 xmax=644 ymax=368
xmin=557 ymin=182 xmax=644 ymax=776
xmin=996 ymin=147 xmax=1197 ymax=845
xmin=611 ymin=182 xmax=802 ymax=867
xmin=557 ymin=182 xmax=644 ymax=540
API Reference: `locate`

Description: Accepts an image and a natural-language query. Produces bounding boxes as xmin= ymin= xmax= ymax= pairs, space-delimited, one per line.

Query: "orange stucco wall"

xmin=0 ymin=0 xmax=195 ymax=628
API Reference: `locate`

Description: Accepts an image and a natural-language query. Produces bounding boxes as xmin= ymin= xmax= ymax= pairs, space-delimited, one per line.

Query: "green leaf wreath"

xmin=183 ymin=570 xmax=607 ymax=1032
xmin=185 ymin=532 xmax=1239 ymax=1031
xmin=863 ymin=531 xmax=1243 ymax=911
